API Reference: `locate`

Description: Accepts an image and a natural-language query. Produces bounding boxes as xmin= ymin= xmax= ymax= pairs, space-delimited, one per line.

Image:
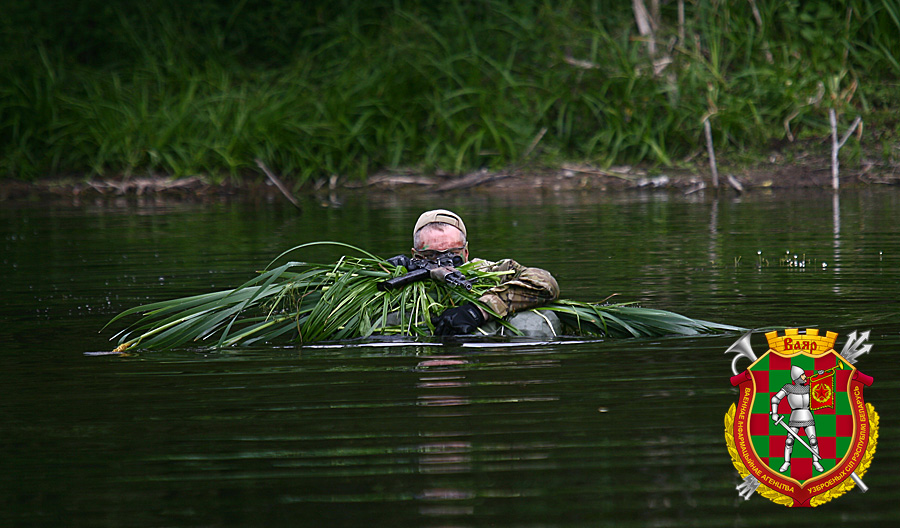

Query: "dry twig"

xmin=703 ymin=118 xmax=719 ymax=188
xmin=829 ymin=110 xmax=863 ymax=191
xmin=255 ymin=159 xmax=302 ymax=210
xmin=522 ymin=127 xmax=548 ymax=160
xmin=435 ymin=169 xmax=512 ymax=192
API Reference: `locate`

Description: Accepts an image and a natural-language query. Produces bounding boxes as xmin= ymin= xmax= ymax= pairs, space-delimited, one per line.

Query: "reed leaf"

xmin=543 ymin=301 xmax=743 ymax=338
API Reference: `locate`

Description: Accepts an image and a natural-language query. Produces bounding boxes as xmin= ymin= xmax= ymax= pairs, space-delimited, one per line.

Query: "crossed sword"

xmin=772 ymin=413 xmax=868 ymax=493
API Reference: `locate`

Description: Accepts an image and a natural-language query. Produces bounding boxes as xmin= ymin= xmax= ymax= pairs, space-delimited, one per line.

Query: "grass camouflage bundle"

xmin=105 ymin=242 xmax=742 ymax=351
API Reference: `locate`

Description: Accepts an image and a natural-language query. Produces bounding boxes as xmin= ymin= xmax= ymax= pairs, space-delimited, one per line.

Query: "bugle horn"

xmin=725 ymin=331 xmax=757 ymax=376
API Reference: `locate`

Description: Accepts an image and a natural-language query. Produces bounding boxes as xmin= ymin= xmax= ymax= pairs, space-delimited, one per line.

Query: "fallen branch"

xmin=435 ymin=169 xmax=512 ymax=192
xmin=726 ymin=174 xmax=744 ymax=193
xmin=684 ymin=181 xmax=706 ymax=195
xmin=561 ymin=164 xmax=639 ymax=181
xmin=84 ymin=176 xmax=206 ymax=195
xmin=344 ymin=174 xmax=438 ymax=188
xmin=255 ymin=159 xmax=302 ymax=210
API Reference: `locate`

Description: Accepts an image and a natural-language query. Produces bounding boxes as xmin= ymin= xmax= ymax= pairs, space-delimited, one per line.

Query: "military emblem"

xmin=724 ymin=329 xmax=878 ymax=506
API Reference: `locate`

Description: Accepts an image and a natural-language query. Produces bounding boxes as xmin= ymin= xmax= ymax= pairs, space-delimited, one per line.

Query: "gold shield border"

xmin=724 ymin=402 xmax=879 ymax=507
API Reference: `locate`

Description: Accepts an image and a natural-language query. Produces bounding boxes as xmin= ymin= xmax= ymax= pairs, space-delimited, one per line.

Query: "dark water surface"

xmin=2 ymin=189 xmax=898 ymax=526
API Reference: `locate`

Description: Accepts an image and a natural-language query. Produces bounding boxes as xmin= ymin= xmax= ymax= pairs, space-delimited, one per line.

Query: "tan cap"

xmin=413 ymin=209 xmax=467 ymax=239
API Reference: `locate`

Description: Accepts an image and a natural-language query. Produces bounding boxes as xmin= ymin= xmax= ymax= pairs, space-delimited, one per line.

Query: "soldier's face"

xmin=416 ymin=227 xmax=468 ymax=262
xmin=800 ymin=373 xmax=807 ymax=384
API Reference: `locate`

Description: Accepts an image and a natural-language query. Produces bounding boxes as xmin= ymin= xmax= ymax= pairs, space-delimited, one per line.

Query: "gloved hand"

xmin=385 ymin=255 xmax=412 ymax=268
xmin=432 ymin=303 xmax=486 ymax=336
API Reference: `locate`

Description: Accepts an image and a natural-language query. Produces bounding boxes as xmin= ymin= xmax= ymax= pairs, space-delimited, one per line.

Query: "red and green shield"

xmin=728 ymin=331 xmax=875 ymax=507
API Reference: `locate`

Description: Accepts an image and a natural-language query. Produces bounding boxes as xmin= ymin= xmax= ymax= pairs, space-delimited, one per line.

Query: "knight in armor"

xmin=771 ymin=365 xmax=825 ymax=473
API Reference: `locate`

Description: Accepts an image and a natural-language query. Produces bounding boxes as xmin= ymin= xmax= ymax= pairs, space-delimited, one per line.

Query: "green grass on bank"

xmin=1 ymin=0 xmax=899 ymax=183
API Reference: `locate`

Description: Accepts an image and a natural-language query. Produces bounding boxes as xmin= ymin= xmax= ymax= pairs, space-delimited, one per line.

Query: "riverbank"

xmin=4 ymin=149 xmax=898 ymax=204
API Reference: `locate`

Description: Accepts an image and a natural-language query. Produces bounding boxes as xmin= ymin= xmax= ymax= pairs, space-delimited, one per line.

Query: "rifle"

xmin=377 ymin=254 xmax=473 ymax=292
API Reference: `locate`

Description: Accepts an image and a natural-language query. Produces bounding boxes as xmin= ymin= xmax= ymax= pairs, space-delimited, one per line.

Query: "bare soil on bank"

xmin=3 ymin=152 xmax=899 ymax=203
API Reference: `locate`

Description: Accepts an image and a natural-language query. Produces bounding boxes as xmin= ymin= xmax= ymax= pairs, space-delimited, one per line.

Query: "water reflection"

xmin=411 ymin=349 xmax=560 ymax=521
xmin=415 ymin=353 xmax=474 ymax=518
xmin=833 ymin=192 xmax=842 ymax=278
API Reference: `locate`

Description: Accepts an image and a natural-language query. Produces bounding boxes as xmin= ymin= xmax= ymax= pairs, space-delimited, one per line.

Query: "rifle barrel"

xmin=377 ymin=268 xmax=429 ymax=291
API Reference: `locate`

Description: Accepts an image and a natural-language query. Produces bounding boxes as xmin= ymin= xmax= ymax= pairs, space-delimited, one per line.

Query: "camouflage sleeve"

xmin=473 ymin=258 xmax=560 ymax=318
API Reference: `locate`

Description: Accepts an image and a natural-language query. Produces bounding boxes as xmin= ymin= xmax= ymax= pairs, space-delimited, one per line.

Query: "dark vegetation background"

xmin=1 ymin=0 xmax=898 ymax=184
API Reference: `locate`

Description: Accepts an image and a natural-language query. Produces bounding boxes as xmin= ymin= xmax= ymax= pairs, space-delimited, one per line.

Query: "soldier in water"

xmin=387 ymin=209 xmax=560 ymax=336
xmin=771 ymin=365 xmax=825 ymax=473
